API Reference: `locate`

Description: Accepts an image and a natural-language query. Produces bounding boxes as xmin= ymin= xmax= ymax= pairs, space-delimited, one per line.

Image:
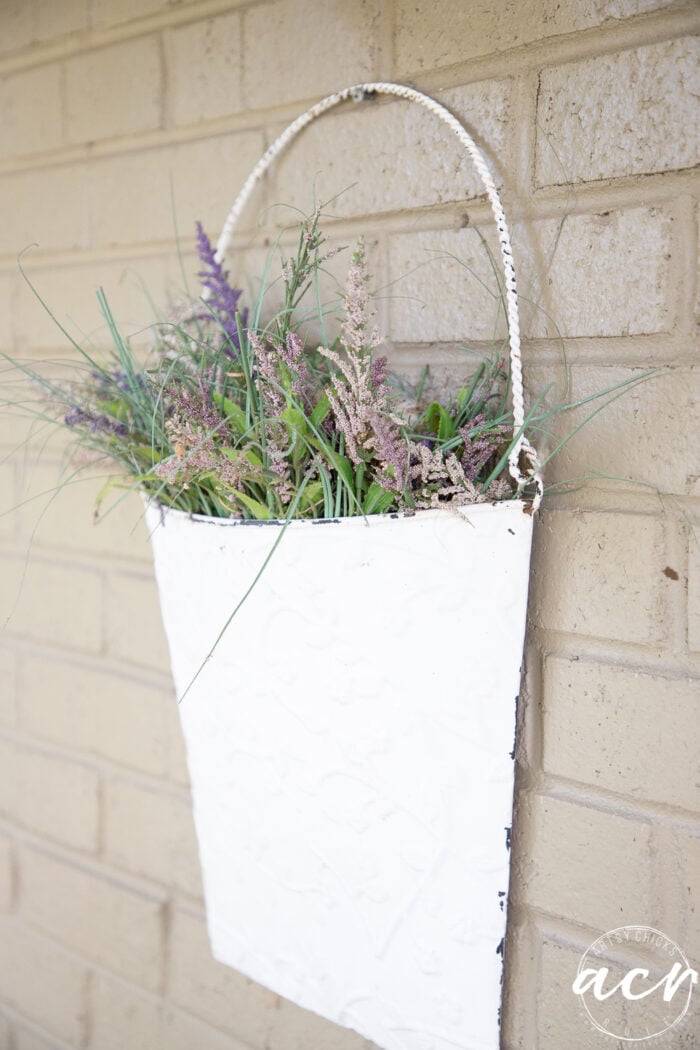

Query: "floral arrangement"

xmin=20 ymin=210 xmax=532 ymax=523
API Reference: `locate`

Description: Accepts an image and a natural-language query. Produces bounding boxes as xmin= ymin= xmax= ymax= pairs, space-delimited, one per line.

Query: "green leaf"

xmin=213 ymin=392 xmax=247 ymax=433
xmin=310 ymin=394 xmax=330 ymax=428
xmin=363 ymin=482 xmax=395 ymax=515
xmin=229 ymin=490 xmax=274 ymax=520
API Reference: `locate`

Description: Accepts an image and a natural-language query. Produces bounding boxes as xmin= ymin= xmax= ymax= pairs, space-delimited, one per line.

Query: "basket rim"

xmin=145 ymin=496 xmax=535 ymax=531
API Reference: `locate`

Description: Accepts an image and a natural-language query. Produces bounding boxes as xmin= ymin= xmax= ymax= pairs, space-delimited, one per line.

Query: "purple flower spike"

xmin=195 ymin=222 xmax=248 ymax=354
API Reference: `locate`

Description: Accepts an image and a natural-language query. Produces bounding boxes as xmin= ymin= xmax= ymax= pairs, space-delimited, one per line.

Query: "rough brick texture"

xmin=0 ymin=2 xmax=698 ymax=1048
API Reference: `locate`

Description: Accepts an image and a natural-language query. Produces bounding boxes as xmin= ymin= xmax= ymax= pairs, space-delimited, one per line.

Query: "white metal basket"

xmin=147 ymin=82 xmax=541 ymax=1050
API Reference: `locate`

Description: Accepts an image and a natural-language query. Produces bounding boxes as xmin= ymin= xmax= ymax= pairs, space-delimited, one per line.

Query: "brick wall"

xmin=0 ymin=1 xmax=698 ymax=1047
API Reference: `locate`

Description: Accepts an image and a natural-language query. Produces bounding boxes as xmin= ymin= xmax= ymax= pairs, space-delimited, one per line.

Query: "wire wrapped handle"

xmin=212 ymin=82 xmax=542 ymax=505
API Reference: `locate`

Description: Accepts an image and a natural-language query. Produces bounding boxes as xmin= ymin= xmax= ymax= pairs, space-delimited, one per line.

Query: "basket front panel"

xmin=147 ymin=503 xmax=534 ymax=1050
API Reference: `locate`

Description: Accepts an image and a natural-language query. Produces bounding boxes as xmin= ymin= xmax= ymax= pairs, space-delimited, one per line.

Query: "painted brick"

xmin=0 ymin=462 xmax=17 ymax=541
xmin=0 ymin=273 xmax=14 ymax=350
xmin=0 ymin=835 xmax=13 ymax=911
xmin=104 ymin=777 xmax=202 ymax=897
xmin=677 ymin=832 xmax=700 ymax=963
xmin=388 ymin=226 xmax=506 ymax=343
xmin=394 ymin=0 xmax=674 ymax=72
xmin=533 ymin=207 xmax=673 ymax=338
xmin=167 ymin=12 xmax=243 ymax=127
xmin=91 ymin=0 xmax=179 ymax=28
xmin=0 ymin=646 xmax=17 ymax=726
xmin=20 ymin=655 xmax=171 ymax=777
xmin=243 ymin=0 xmax=380 ymax=109
xmin=65 ymin=37 xmax=162 ymax=145
xmin=275 ymin=80 xmax=513 ymax=220
xmin=106 ymin=571 xmax=171 ymax=672
xmin=17 ymin=463 xmax=152 ymax=561
xmin=91 ymin=974 xmax=162 ymax=1050
xmin=0 ymin=555 xmax=103 ymax=653
xmin=543 ymin=657 xmax=700 ymax=811
xmin=0 ymin=916 xmax=88 ymax=1045
xmin=0 ymin=64 xmax=63 ymax=157
xmin=536 ymin=37 xmax=700 ymax=186
xmin=538 ymin=939 xmax=627 ymax=1049
xmin=91 ymin=972 xmax=254 ymax=1050
xmin=0 ymin=0 xmax=33 ymax=55
xmin=0 ymin=1014 xmax=9 ymax=1048
xmin=546 ymin=366 xmax=699 ymax=497
xmin=169 ymin=907 xmax=277 ymax=1041
xmin=12 ymin=252 xmax=191 ymax=353
xmin=530 ymin=509 xmax=665 ymax=645
xmin=169 ymin=711 xmax=191 ymax=787
xmin=0 ymin=737 xmax=99 ymax=852
xmin=20 ymin=847 xmax=167 ymax=992
xmin=689 ymin=536 xmax=700 ymax=653
xmin=388 ymin=205 xmax=673 ymax=344
xmin=13 ymin=1028 xmax=69 ymax=1050
xmin=86 ymin=132 xmax=264 ymax=249
xmin=0 ymin=165 xmax=90 ymax=257
xmin=523 ymin=794 xmax=653 ymax=929
xmin=266 ymin=995 xmax=382 ymax=1050
xmin=34 ymin=0 xmax=89 ymax=41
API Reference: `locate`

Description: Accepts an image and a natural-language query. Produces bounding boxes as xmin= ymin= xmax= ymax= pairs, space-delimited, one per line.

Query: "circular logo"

xmin=573 ymin=926 xmax=698 ymax=1043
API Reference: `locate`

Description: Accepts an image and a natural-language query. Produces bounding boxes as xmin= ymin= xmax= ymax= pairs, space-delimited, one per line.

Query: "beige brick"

xmin=21 ymin=847 xmax=166 ymax=992
xmin=677 ymin=832 xmax=700 ymax=964
xmin=531 ymin=510 xmax=665 ymax=645
xmin=168 ymin=711 xmax=190 ymax=786
xmin=106 ymin=571 xmax=171 ymax=672
xmin=169 ymin=907 xmax=277 ymax=1041
xmin=91 ymin=0 xmax=177 ymax=27
xmin=65 ymin=37 xmax=162 ymax=145
xmin=543 ymin=657 xmax=700 ymax=811
xmin=394 ymin=0 xmax=674 ymax=72
xmin=87 ymin=131 xmax=264 ymax=248
xmin=0 ymin=737 xmax=99 ymax=852
xmin=275 ymin=80 xmax=513 ymax=220
xmin=536 ymin=207 xmax=673 ymax=338
xmin=536 ymin=37 xmax=700 ymax=186
xmin=92 ymin=972 xmax=253 ymax=1050
xmin=91 ymin=973 xmax=162 ymax=1050
xmin=243 ymin=0 xmax=380 ymax=109
xmin=17 ymin=463 xmax=153 ymax=561
xmin=545 ymin=366 xmax=699 ymax=497
xmin=389 ymin=205 xmax=673 ymax=343
xmin=0 ymin=461 xmax=18 ymax=540
xmin=0 ymin=646 xmax=17 ymax=725
xmin=538 ymin=939 xmax=628 ymax=1050
xmin=35 ymin=0 xmax=89 ymax=41
xmin=388 ymin=226 xmax=506 ymax=343
xmin=0 ymin=834 xmax=14 ymax=911
xmin=0 ymin=0 xmax=34 ymax=55
xmin=266 ymin=996 xmax=379 ymax=1050
xmin=12 ymin=251 xmax=192 ymax=353
xmin=104 ymin=777 xmax=202 ymax=897
xmin=0 ymin=555 xmax=103 ymax=653
xmin=0 ymin=916 xmax=88 ymax=1044
xmin=0 ymin=64 xmax=63 ymax=158
xmin=689 ymin=537 xmax=700 ymax=653
xmin=167 ymin=12 xmax=243 ymax=127
xmin=0 ymin=165 xmax=90 ymax=257
xmin=0 ymin=271 xmax=14 ymax=349
xmin=523 ymin=794 xmax=653 ymax=929
xmin=20 ymin=655 xmax=172 ymax=776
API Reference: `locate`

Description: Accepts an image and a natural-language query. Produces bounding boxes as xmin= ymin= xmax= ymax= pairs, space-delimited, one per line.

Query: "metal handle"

xmin=212 ymin=82 xmax=541 ymax=501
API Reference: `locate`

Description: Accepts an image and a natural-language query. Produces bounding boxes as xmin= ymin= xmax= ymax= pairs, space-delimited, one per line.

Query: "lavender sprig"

xmin=195 ymin=222 xmax=247 ymax=353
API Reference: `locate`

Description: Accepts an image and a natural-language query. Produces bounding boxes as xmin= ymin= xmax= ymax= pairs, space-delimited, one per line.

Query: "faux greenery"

xmin=3 ymin=208 xmax=654 ymax=524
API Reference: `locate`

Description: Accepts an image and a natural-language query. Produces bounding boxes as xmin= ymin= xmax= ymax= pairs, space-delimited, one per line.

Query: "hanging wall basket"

xmin=147 ymin=83 xmax=542 ymax=1050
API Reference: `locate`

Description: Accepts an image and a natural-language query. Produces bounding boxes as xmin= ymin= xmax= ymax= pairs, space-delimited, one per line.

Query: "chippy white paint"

xmin=147 ymin=500 xmax=534 ymax=1050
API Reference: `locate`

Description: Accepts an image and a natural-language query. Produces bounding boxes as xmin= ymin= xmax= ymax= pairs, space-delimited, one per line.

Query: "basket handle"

xmin=212 ymin=81 xmax=541 ymax=502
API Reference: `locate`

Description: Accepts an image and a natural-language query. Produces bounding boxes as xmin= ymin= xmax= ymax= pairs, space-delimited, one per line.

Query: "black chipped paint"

xmin=505 ymin=826 xmax=512 ymax=850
